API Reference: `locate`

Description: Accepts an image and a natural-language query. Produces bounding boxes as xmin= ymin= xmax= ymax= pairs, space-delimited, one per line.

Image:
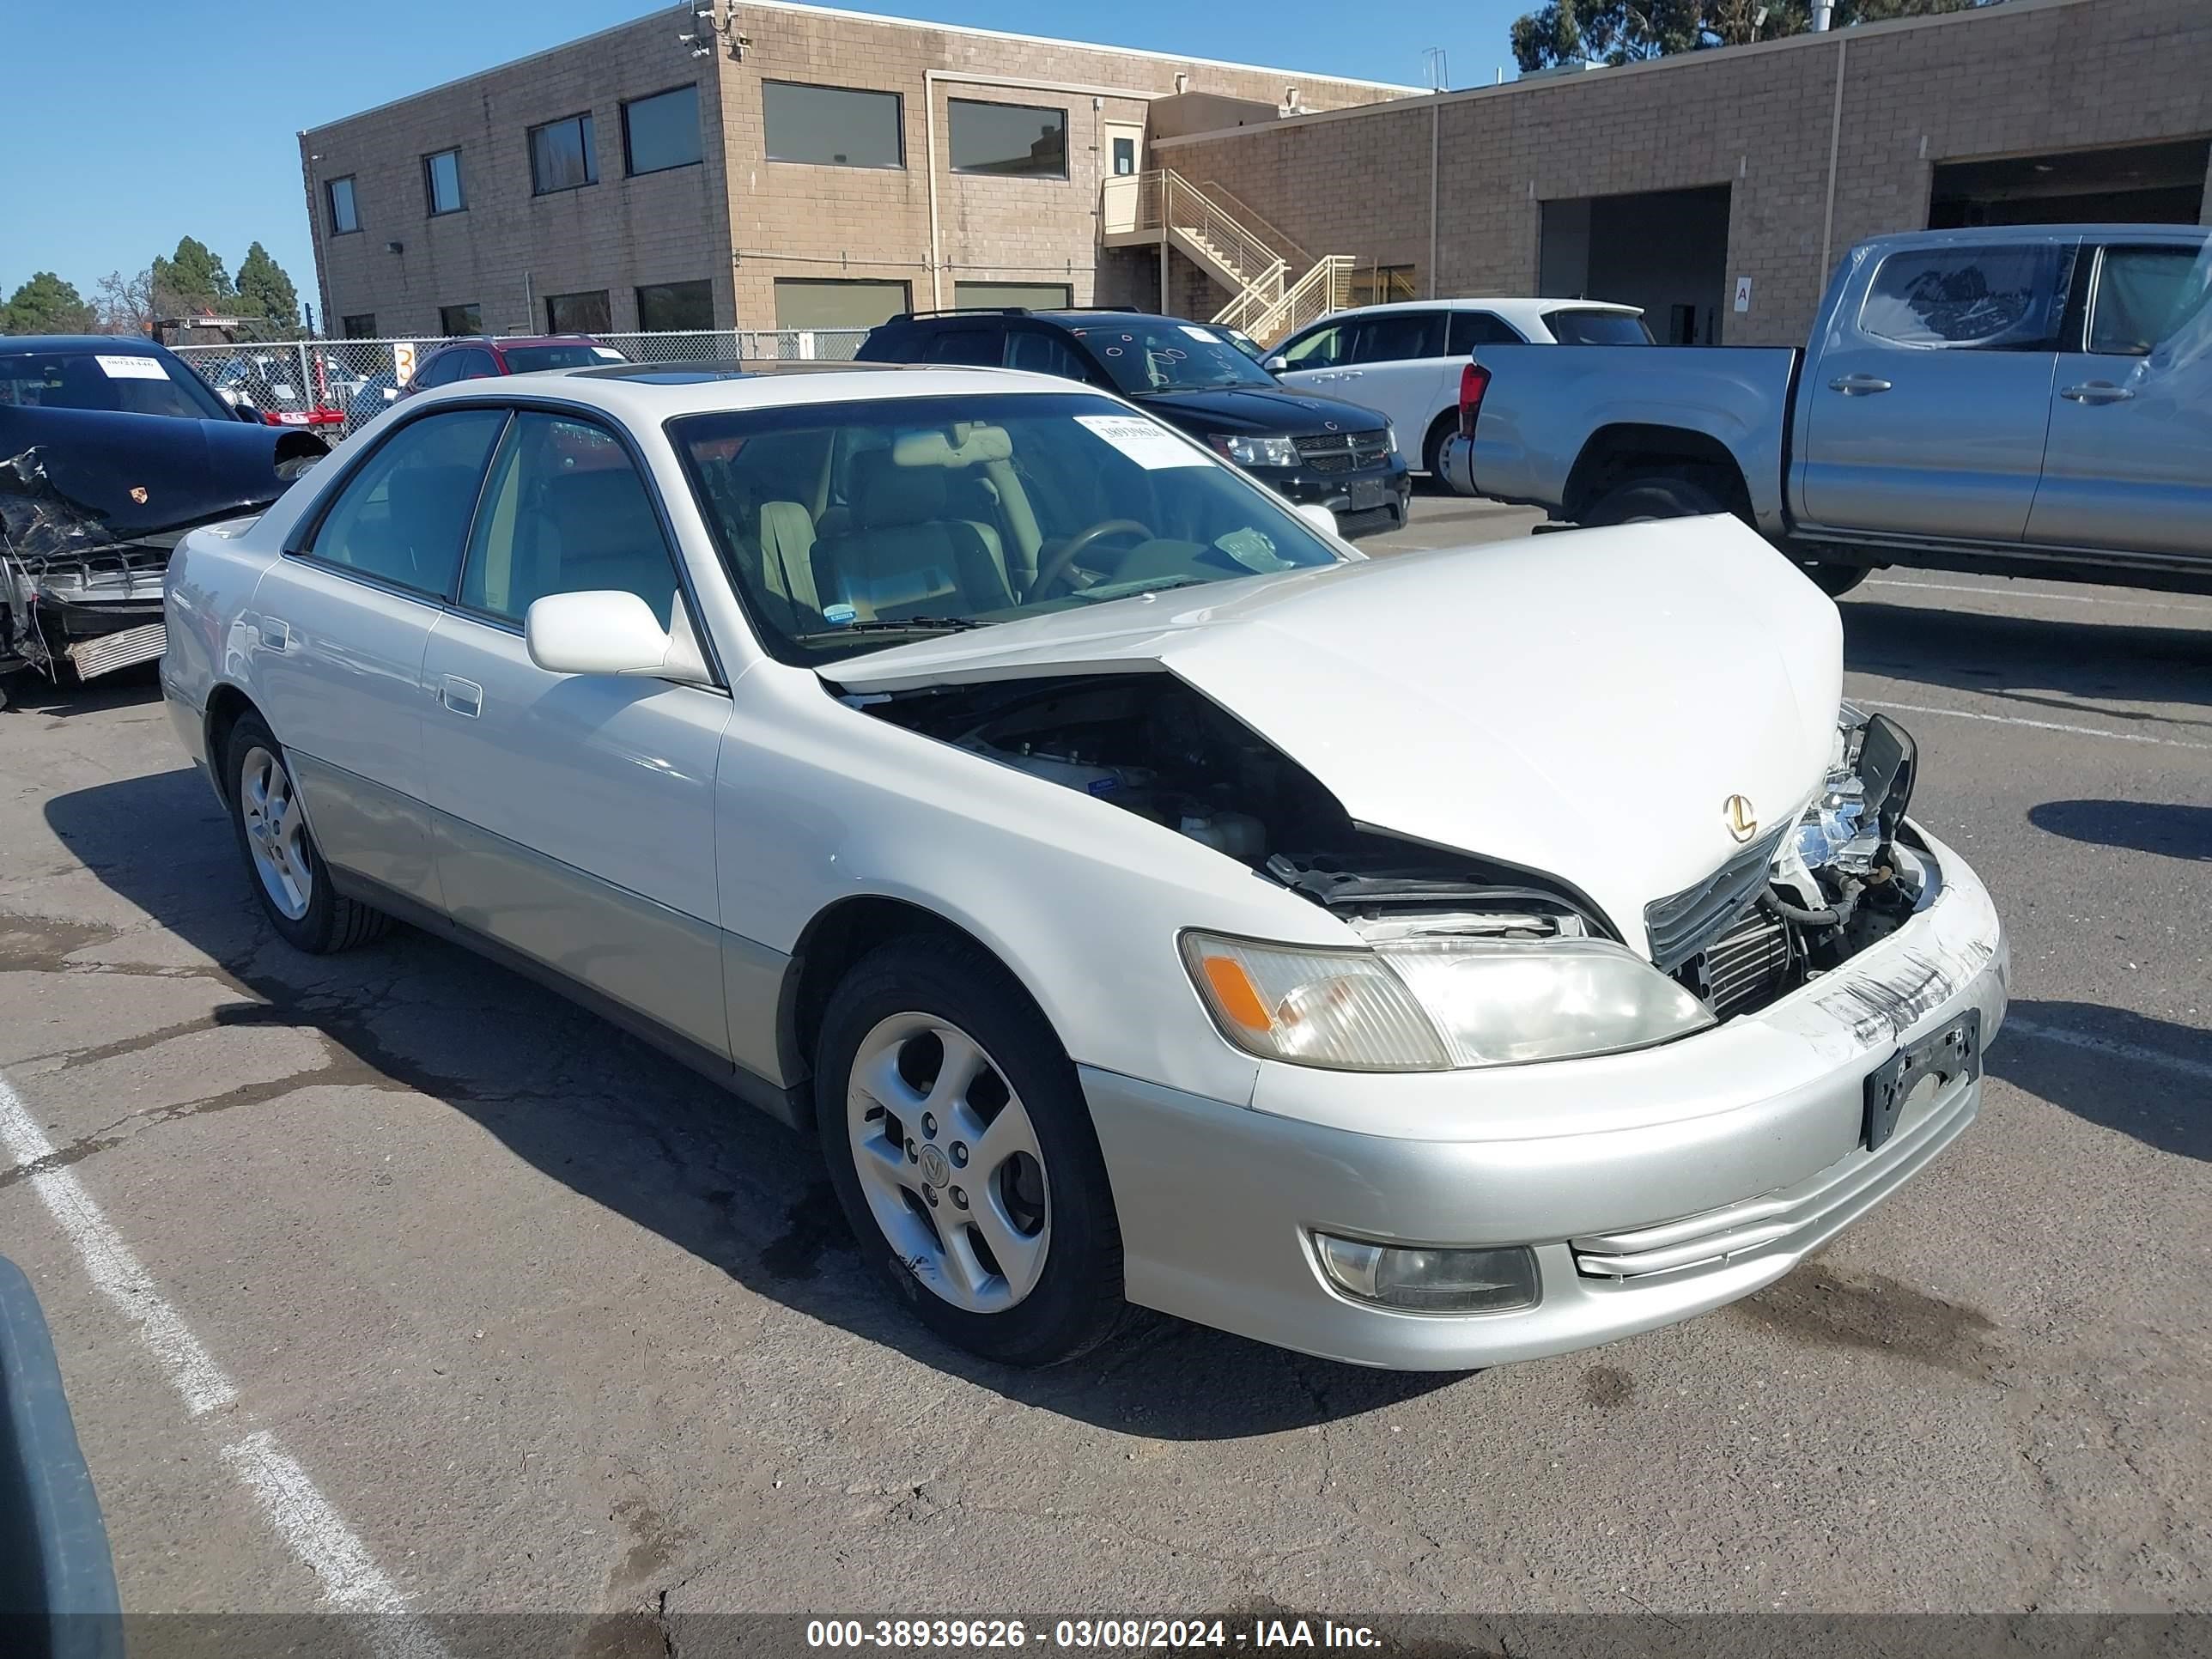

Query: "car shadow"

xmin=1990 ymin=999 xmax=2212 ymax=1164
xmin=42 ymin=766 xmax=1464 ymax=1437
xmin=1838 ymin=599 xmax=2212 ymax=728
xmin=2027 ymin=799 xmax=2211 ymax=863
xmin=1 ymin=662 xmax=163 ymax=719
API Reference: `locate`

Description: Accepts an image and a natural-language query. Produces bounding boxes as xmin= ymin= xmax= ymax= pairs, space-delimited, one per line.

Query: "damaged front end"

xmin=858 ymin=672 xmax=1929 ymax=1054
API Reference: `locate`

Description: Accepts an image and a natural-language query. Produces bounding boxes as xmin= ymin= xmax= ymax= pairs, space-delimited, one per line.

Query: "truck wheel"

xmin=816 ymin=934 xmax=1127 ymax=1368
xmin=1800 ymin=562 xmax=1869 ymax=599
xmin=1583 ymin=477 xmax=1729 ymax=526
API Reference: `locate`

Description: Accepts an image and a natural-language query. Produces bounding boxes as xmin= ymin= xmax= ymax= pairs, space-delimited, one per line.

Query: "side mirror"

xmin=1292 ymin=502 xmax=1339 ymax=538
xmin=233 ymin=400 xmax=263 ymax=423
xmin=524 ymin=590 xmax=714 ymax=684
xmin=1262 ymin=355 xmax=1288 ymax=374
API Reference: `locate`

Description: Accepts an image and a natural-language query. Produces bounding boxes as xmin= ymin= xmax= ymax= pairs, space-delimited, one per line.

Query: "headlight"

xmin=1383 ymin=423 xmax=1398 ymax=457
xmin=1211 ymin=433 xmax=1300 ymax=468
xmin=1182 ymin=932 xmax=1714 ymax=1073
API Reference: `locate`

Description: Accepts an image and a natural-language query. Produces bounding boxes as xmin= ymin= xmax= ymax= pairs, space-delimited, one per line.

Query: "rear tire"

xmin=1583 ymin=476 xmax=1729 ymax=526
xmin=223 ymin=712 xmax=390 ymax=953
xmin=816 ymin=934 xmax=1126 ymax=1367
xmin=1420 ymin=412 xmax=1458 ymax=480
xmin=1800 ymin=562 xmax=1869 ymax=599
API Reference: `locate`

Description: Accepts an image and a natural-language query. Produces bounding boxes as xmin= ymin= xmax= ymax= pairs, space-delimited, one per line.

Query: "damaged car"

xmin=161 ymin=364 xmax=2007 ymax=1370
xmin=0 ymin=336 xmax=325 ymax=707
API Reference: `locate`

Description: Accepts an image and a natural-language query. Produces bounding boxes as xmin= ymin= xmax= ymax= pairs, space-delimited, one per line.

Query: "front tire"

xmin=1799 ymin=561 xmax=1869 ymax=599
xmin=816 ymin=935 xmax=1125 ymax=1366
xmin=224 ymin=712 xmax=389 ymax=953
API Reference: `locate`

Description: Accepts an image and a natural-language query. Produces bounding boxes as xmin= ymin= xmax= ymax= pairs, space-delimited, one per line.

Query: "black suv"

xmin=856 ymin=310 xmax=1411 ymax=537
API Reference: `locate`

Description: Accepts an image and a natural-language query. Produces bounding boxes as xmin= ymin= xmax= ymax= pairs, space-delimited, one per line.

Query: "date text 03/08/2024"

xmin=805 ymin=1620 xmax=1384 ymax=1650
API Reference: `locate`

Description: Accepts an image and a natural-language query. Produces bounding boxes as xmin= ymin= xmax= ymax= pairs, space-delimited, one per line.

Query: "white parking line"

xmin=1866 ymin=578 xmax=2212 ymax=614
xmin=1861 ymin=697 xmax=2212 ymax=752
xmin=2004 ymin=1017 xmax=2212 ymax=1085
xmin=0 ymin=1069 xmax=449 ymax=1654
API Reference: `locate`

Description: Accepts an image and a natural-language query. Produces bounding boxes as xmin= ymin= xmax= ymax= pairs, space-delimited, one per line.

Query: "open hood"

xmin=830 ymin=517 xmax=1844 ymax=945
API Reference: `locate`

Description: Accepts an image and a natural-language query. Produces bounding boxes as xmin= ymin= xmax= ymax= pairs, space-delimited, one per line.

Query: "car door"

xmin=417 ymin=408 xmax=736 ymax=1059
xmin=1798 ymin=236 xmax=2076 ymax=541
xmin=246 ymin=406 xmax=507 ymax=908
xmin=1329 ymin=310 xmax=1449 ymax=443
xmin=2026 ymin=239 xmax=2212 ymax=558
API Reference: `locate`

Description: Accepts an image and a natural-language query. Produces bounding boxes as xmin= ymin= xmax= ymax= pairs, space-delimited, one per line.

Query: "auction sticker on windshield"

xmin=96 ymin=356 xmax=171 ymax=380
xmin=1076 ymin=413 xmax=1208 ymax=469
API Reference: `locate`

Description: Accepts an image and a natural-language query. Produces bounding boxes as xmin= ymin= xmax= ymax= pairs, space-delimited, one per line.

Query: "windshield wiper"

xmin=805 ymin=616 xmax=998 ymax=636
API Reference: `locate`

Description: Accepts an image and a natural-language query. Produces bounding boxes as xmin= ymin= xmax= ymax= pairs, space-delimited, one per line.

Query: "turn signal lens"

xmin=1182 ymin=933 xmax=1449 ymax=1072
xmin=1314 ymin=1234 xmax=1540 ymax=1314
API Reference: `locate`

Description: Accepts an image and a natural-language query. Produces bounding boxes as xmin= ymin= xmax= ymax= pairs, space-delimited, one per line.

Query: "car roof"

xmin=430 ymin=334 xmax=602 ymax=350
xmin=1855 ymin=223 xmax=2211 ymax=252
xmin=1313 ymin=297 xmax=1639 ymax=325
xmin=0 ymin=335 xmax=167 ymax=354
xmin=400 ymin=362 xmax=1092 ymax=422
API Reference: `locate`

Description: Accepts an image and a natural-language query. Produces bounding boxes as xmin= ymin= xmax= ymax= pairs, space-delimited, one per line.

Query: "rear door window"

xmin=1347 ymin=311 xmax=1445 ymax=363
xmin=922 ymin=329 xmax=1006 ymax=367
xmin=1857 ymin=243 xmax=2076 ymax=350
xmin=2086 ymin=245 xmax=2206 ymax=356
xmin=1446 ymin=311 xmax=1524 ymax=354
xmin=304 ymin=409 xmax=507 ymax=596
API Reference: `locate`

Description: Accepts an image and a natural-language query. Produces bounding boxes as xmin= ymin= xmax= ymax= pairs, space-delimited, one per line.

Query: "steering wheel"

xmin=1027 ymin=519 xmax=1154 ymax=600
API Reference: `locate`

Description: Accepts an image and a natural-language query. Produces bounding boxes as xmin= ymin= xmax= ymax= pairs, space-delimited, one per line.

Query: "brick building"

xmin=297 ymin=0 xmax=1416 ymax=340
xmin=1156 ymin=0 xmax=2212 ymax=346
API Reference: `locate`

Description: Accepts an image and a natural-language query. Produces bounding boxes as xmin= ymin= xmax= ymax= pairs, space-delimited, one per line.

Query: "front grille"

xmin=1694 ymin=907 xmax=1796 ymax=1019
xmin=1644 ymin=823 xmax=1789 ymax=973
xmin=1294 ymin=429 xmax=1391 ymax=473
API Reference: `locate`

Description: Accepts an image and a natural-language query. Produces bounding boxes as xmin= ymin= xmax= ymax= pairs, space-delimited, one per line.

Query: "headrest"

xmin=851 ymin=447 xmax=948 ymax=531
xmin=892 ymin=423 xmax=1012 ymax=468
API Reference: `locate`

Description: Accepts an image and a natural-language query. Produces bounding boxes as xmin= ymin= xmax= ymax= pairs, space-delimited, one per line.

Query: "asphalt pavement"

xmin=1 ymin=486 xmax=2207 ymax=1643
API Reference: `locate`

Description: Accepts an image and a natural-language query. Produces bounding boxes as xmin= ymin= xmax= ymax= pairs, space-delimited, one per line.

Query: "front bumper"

xmin=1084 ymin=829 xmax=2007 ymax=1370
xmin=1246 ymin=456 xmax=1413 ymax=538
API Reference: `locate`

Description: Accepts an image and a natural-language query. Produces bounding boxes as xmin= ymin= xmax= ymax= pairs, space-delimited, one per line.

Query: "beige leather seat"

xmin=812 ymin=450 xmax=1014 ymax=620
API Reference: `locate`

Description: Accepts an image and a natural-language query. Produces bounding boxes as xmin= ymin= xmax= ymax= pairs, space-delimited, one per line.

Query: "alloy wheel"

xmin=239 ymin=744 xmax=313 ymax=921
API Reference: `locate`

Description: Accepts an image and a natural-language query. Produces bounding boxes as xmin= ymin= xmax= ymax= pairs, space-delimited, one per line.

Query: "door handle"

xmin=2059 ymin=381 xmax=2135 ymax=404
xmin=1827 ymin=374 xmax=1893 ymax=395
xmin=261 ymin=617 xmax=290 ymax=653
xmin=439 ymin=675 xmax=483 ymax=719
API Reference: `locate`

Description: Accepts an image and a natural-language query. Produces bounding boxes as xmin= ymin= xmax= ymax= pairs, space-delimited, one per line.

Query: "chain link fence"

xmin=168 ymin=329 xmax=869 ymax=436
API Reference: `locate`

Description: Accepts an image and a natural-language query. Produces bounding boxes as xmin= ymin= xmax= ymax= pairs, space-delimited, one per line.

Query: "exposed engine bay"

xmin=861 ymin=673 xmax=1929 ymax=1030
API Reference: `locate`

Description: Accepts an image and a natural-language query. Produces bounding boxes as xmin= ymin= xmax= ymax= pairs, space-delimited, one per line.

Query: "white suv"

xmin=1267 ymin=298 xmax=1650 ymax=476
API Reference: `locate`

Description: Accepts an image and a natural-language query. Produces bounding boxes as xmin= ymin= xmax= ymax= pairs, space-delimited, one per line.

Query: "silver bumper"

xmin=1085 ymin=832 xmax=2008 ymax=1370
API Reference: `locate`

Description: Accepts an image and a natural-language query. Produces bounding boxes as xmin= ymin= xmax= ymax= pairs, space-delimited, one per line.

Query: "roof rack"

xmin=883 ymin=307 xmax=1031 ymax=323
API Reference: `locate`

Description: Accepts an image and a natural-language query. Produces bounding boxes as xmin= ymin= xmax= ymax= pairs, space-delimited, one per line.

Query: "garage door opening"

xmin=1540 ymin=185 xmax=1730 ymax=344
xmin=1929 ymin=137 xmax=2210 ymax=228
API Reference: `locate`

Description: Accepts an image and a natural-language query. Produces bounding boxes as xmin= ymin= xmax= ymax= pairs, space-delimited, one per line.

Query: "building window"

xmin=773 ymin=277 xmax=911 ymax=331
xmin=439 ymin=302 xmax=482 ymax=336
xmin=326 ymin=175 xmax=360 ymax=234
xmin=948 ymin=99 xmax=1066 ymax=179
xmin=545 ymin=289 xmax=612 ymax=333
xmin=423 ymin=149 xmax=465 ymax=216
xmin=1112 ymin=136 xmax=1136 ymax=176
xmin=954 ymin=281 xmax=1073 ymax=311
xmin=528 ymin=112 xmax=597 ymax=195
xmin=341 ymin=313 xmax=377 ymax=339
xmin=623 ymin=85 xmax=702 ymax=177
xmin=762 ymin=82 xmax=903 ymax=168
xmin=1346 ymin=264 xmax=1418 ymax=307
xmin=636 ymin=281 xmax=715 ymax=331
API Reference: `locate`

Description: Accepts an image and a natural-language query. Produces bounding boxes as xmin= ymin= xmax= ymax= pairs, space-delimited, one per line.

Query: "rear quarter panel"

xmin=1473 ymin=343 xmax=1800 ymax=528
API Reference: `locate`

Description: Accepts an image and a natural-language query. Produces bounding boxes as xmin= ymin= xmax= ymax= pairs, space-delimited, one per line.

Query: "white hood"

xmin=832 ymin=516 xmax=1844 ymax=947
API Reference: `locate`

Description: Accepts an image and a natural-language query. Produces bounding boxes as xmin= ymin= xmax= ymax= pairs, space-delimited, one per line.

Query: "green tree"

xmin=1510 ymin=0 xmax=2002 ymax=70
xmin=149 ymin=234 xmax=235 ymax=319
xmin=1 ymin=271 xmax=94 ymax=335
xmin=235 ymin=243 xmax=302 ymax=331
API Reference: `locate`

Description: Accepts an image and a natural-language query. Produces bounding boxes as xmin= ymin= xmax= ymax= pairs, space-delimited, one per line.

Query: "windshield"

xmin=503 ymin=343 xmax=626 ymax=373
xmin=672 ymin=391 xmax=1346 ymax=665
xmin=0 ymin=348 xmax=230 ymax=421
xmin=1543 ymin=309 xmax=1654 ymax=345
xmin=1071 ymin=321 xmax=1281 ymax=395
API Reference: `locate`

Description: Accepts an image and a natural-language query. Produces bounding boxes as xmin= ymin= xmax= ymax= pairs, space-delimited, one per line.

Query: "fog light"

xmin=1312 ymin=1234 xmax=1539 ymax=1313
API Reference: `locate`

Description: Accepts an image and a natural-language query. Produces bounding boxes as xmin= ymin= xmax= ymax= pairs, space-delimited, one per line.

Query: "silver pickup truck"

xmin=1443 ymin=225 xmax=2212 ymax=597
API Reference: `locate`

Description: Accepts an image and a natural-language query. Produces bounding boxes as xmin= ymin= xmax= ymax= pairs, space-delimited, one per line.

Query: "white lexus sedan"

xmin=161 ymin=363 xmax=2007 ymax=1370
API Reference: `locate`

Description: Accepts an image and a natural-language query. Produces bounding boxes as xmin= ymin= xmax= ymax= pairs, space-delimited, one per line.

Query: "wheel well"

xmin=781 ymin=896 xmax=1006 ymax=1105
xmin=274 ymin=432 xmax=329 ymax=466
xmin=1563 ymin=423 xmax=1752 ymax=523
xmin=1419 ymin=408 xmax=1458 ymax=467
xmin=203 ymin=684 xmax=258 ymax=804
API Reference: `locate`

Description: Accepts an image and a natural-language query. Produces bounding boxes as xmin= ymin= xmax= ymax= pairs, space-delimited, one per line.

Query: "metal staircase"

xmin=1101 ymin=168 xmax=1353 ymax=346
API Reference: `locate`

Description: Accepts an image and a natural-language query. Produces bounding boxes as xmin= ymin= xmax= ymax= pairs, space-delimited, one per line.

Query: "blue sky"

xmin=0 ymin=0 xmax=1527 ymax=322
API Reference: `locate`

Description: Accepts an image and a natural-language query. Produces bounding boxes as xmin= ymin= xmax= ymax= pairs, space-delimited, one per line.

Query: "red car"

xmin=398 ymin=335 xmax=628 ymax=398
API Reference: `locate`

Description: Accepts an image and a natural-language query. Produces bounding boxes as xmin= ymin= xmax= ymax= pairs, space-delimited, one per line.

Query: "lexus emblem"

xmin=1723 ymin=794 xmax=1759 ymax=843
